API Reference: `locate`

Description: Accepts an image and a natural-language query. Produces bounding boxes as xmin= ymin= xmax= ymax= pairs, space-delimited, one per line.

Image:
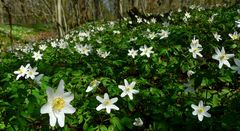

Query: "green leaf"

xmin=218 ymin=75 xmax=232 ymax=82
xmin=110 ymin=117 xmax=122 ymax=130
xmin=212 ymin=94 xmax=220 ymax=107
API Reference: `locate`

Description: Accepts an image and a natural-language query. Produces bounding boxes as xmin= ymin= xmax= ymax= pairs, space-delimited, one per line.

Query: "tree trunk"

xmin=0 ymin=0 xmax=3 ymax=24
xmin=1 ymin=0 xmax=13 ymax=52
xmin=56 ymin=0 xmax=63 ymax=37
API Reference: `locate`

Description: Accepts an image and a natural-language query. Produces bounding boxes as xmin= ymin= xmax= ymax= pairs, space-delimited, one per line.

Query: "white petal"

xmin=63 ymin=104 xmax=76 ymax=114
xmin=226 ymin=54 xmax=234 ymax=58
xmin=234 ymin=59 xmax=240 ymax=66
xmin=111 ymin=97 xmax=118 ymax=103
xmin=215 ymin=48 xmax=220 ymax=54
xmin=96 ymin=96 xmax=104 ymax=103
xmin=221 ymin=47 xmax=225 ymax=54
xmin=57 ymin=112 xmax=65 ymax=127
xmin=192 ymin=110 xmax=198 ymax=116
xmin=106 ymin=107 xmax=111 ymax=113
xmin=219 ymin=62 xmax=223 ymax=69
xmin=118 ymin=85 xmax=125 ymax=90
xmin=96 ymin=104 xmax=105 ymax=111
xmin=86 ymin=86 xmax=93 ymax=92
xmin=223 ymin=60 xmax=231 ymax=67
xmin=40 ymin=103 xmax=51 ymax=114
xmin=198 ymin=114 xmax=204 ymax=121
xmin=63 ymin=93 xmax=74 ymax=103
xmin=104 ymin=93 xmax=109 ymax=100
xmin=212 ymin=54 xmax=218 ymax=60
xmin=203 ymin=112 xmax=211 ymax=118
xmin=197 ymin=53 xmax=202 ymax=57
xmin=198 ymin=101 xmax=203 ymax=107
xmin=128 ymin=93 xmax=133 ymax=100
xmin=46 ymin=87 xmax=54 ymax=102
xmin=56 ymin=80 xmax=65 ymax=96
xmin=204 ymin=106 xmax=211 ymax=111
xmin=132 ymin=89 xmax=139 ymax=94
xmin=124 ymin=79 xmax=129 ymax=86
xmin=130 ymin=81 xmax=136 ymax=87
xmin=120 ymin=92 xmax=127 ymax=97
xmin=191 ymin=104 xmax=198 ymax=110
xmin=49 ymin=112 xmax=57 ymax=127
xmin=109 ymin=105 xmax=119 ymax=110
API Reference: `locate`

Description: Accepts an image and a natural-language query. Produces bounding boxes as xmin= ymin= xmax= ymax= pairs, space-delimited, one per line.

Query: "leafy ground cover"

xmin=0 ymin=24 xmax=55 ymax=50
xmin=0 ymin=4 xmax=240 ymax=130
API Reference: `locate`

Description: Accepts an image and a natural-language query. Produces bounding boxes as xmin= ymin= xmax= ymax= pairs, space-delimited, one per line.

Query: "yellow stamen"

xmin=197 ymin=107 xmax=204 ymax=113
xmin=126 ymin=86 xmax=132 ymax=91
xmin=52 ymin=97 xmax=65 ymax=111
xmin=103 ymin=100 xmax=111 ymax=106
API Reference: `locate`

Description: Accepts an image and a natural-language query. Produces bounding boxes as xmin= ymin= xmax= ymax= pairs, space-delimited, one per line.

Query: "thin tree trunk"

xmin=0 ymin=1 xmax=3 ymax=24
xmin=1 ymin=0 xmax=13 ymax=52
xmin=56 ymin=0 xmax=63 ymax=37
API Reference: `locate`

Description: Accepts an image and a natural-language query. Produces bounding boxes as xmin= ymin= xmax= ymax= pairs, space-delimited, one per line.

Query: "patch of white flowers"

xmin=14 ymin=64 xmax=39 ymax=80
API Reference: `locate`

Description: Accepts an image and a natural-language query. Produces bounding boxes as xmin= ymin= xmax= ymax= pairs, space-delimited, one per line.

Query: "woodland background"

xmin=0 ymin=0 xmax=238 ymax=37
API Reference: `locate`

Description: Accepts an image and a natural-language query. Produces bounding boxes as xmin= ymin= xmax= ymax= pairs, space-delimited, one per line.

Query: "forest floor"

xmin=0 ymin=24 xmax=57 ymax=50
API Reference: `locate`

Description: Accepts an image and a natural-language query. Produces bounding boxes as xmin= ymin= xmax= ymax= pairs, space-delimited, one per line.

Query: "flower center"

xmin=19 ymin=69 xmax=24 ymax=74
xmin=52 ymin=97 xmax=65 ymax=111
xmin=193 ymin=48 xmax=199 ymax=53
xmin=103 ymin=99 xmax=111 ymax=106
xmin=197 ymin=107 xmax=204 ymax=113
xmin=29 ymin=71 xmax=33 ymax=75
xmin=126 ymin=86 xmax=132 ymax=91
xmin=220 ymin=54 xmax=227 ymax=61
xmin=232 ymin=35 xmax=239 ymax=40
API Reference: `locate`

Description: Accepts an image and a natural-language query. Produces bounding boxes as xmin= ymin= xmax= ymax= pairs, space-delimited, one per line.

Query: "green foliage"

xmin=1 ymin=4 xmax=240 ymax=131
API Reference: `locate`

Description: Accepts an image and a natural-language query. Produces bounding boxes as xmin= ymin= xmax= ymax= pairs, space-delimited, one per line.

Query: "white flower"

xmin=118 ymin=79 xmax=139 ymax=100
xmin=51 ymin=41 xmax=58 ymax=48
xmin=231 ymin=58 xmax=240 ymax=74
xmin=162 ymin=21 xmax=170 ymax=27
xmin=113 ymin=30 xmax=120 ymax=34
xmin=96 ymin=27 xmax=104 ymax=31
xmin=235 ymin=20 xmax=240 ymax=28
xmin=59 ymin=40 xmax=68 ymax=49
xmin=139 ymin=45 xmax=154 ymax=58
xmin=191 ymin=36 xmax=201 ymax=47
xmin=191 ymin=100 xmax=211 ymax=121
xmin=14 ymin=64 xmax=30 ymax=80
xmin=96 ymin=93 xmax=119 ymax=114
xmin=74 ymin=44 xmax=92 ymax=56
xmin=213 ymin=32 xmax=222 ymax=41
xmin=25 ymin=66 xmax=39 ymax=80
xmin=101 ymin=51 xmax=110 ymax=58
xmin=189 ymin=44 xmax=203 ymax=58
xmin=189 ymin=5 xmax=196 ymax=10
xmin=148 ymin=32 xmax=157 ymax=40
xmin=133 ymin=117 xmax=143 ymax=126
xmin=86 ymin=80 xmax=100 ymax=92
xmin=212 ymin=47 xmax=234 ymax=69
xmin=32 ymin=51 xmax=43 ymax=61
xmin=187 ymin=70 xmax=195 ymax=77
xmin=159 ymin=30 xmax=170 ymax=39
xmin=229 ymin=31 xmax=240 ymax=40
xmin=128 ymin=48 xmax=138 ymax=58
xmin=185 ymin=12 xmax=191 ymax=18
xmin=137 ymin=17 xmax=142 ymax=23
xmin=39 ymin=44 xmax=47 ymax=51
xmin=40 ymin=80 xmax=76 ymax=127
xmin=178 ymin=8 xmax=182 ymax=12
xmin=150 ymin=18 xmax=156 ymax=23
